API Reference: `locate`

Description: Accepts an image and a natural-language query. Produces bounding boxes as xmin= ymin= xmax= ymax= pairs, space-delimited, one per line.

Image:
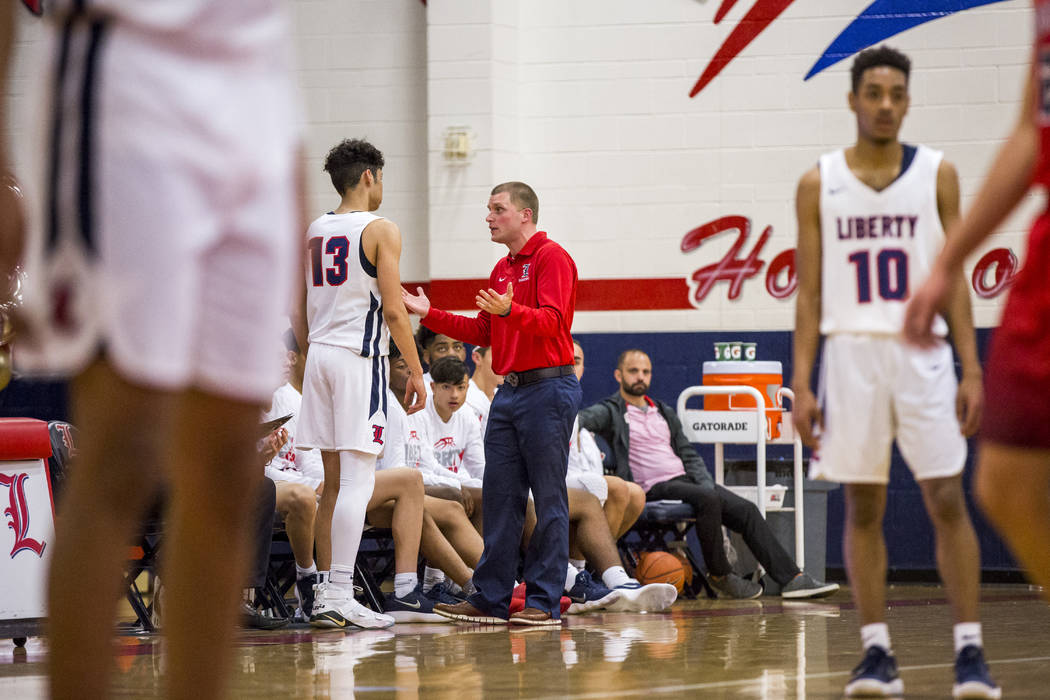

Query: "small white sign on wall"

xmin=0 ymin=458 xmax=55 ymax=619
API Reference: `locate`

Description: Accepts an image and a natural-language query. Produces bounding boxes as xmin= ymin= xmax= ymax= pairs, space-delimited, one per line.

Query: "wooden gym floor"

xmin=2 ymin=584 xmax=1049 ymax=698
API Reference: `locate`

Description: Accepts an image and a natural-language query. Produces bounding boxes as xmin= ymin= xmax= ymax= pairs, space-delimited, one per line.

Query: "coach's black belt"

xmin=504 ymin=364 xmax=575 ymax=387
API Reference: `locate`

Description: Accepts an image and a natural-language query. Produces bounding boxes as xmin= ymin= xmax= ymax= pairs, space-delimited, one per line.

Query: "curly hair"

xmin=850 ymin=46 xmax=910 ymax=94
xmin=324 ymin=138 xmax=385 ymax=195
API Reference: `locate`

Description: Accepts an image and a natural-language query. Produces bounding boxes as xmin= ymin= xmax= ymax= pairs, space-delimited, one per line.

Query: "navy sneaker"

xmin=845 ymin=646 xmax=904 ymax=697
xmin=295 ymin=573 xmax=317 ymax=620
xmin=383 ymin=584 xmax=448 ymax=623
xmin=953 ymin=645 xmax=1001 ymax=699
xmin=565 ymin=570 xmax=620 ymax=614
xmin=424 ymin=581 xmax=466 ymax=606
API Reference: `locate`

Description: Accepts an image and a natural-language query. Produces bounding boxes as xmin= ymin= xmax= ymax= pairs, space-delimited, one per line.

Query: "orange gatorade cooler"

xmin=702 ymin=361 xmax=783 ymax=439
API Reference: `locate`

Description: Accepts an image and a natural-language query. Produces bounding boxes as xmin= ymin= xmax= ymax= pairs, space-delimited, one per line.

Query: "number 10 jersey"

xmin=305 ymin=211 xmax=389 ymax=356
xmin=818 ymin=144 xmax=949 ymax=337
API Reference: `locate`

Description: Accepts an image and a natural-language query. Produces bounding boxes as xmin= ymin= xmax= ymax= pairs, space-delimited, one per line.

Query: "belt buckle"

xmin=505 ymin=372 xmax=520 ymax=387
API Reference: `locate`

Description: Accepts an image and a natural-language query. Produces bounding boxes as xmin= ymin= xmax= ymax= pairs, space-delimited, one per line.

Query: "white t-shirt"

xmin=567 ymin=416 xmax=604 ymax=478
xmin=381 ymin=391 xmax=462 ymax=489
xmin=465 ymin=378 xmax=492 ymax=437
xmin=262 ymin=383 xmax=323 ymax=490
xmin=404 ymin=402 xmax=485 ymax=488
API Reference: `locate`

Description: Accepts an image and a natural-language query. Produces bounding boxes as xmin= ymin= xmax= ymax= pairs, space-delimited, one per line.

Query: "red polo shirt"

xmin=422 ymin=231 xmax=577 ymax=375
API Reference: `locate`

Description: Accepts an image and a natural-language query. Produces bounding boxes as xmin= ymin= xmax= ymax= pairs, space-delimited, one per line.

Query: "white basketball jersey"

xmin=49 ymin=1 xmax=290 ymax=61
xmin=818 ymin=144 xmax=948 ymax=336
xmin=305 ymin=211 xmax=389 ymax=356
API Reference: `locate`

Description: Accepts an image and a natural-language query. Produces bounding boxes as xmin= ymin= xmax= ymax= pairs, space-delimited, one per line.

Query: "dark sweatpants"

xmin=647 ymin=475 xmax=799 ymax=585
xmin=246 ymin=477 xmax=277 ymax=589
xmin=469 ymin=374 xmax=582 ymax=618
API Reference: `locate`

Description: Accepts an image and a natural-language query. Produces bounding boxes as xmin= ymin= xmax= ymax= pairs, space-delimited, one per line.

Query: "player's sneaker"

xmin=780 ymin=572 xmax=839 ymax=599
xmin=383 ymin=585 xmax=448 ymax=623
xmin=952 ymin=645 xmax=1001 ymax=699
xmin=709 ymin=572 xmax=762 ymax=599
xmin=310 ymin=584 xmax=394 ymax=629
xmin=565 ymin=570 xmax=621 ymax=614
xmin=604 ymin=579 xmax=677 ymax=612
xmin=844 ymin=646 xmax=904 ymax=697
xmin=294 ymin=573 xmax=317 ymax=620
xmin=424 ymin=581 xmax=466 ymax=606
xmin=240 ymin=600 xmax=290 ymax=630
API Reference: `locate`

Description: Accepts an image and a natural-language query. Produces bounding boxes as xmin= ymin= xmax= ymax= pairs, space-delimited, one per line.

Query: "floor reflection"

xmin=2 ymin=586 xmax=1048 ymax=699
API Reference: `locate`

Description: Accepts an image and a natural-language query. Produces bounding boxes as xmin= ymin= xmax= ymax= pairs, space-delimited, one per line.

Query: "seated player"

xmin=416 ymin=325 xmax=467 ymax=383
xmin=465 ymin=345 xmax=500 ymax=435
xmin=363 ymin=467 xmax=449 ymax=623
xmin=407 ymin=357 xmax=486 ymax=528
xmin=385 ymin=342 xmax=486 ymax=603
xmin=569 ymin=340 xmax=646 ymax=540
xmin=580 ymin=349 xmax=839 ymax=600
xmin=268 ymin=332 xmax=443 ymax=622
xmin=241 ymin=429 xmax=290 ymax=630
xmin=263 ymin=334 xmax=324 ymax=618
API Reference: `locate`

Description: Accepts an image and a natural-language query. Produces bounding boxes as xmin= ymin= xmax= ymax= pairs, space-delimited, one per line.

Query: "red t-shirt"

xmin=423 ymin=232 xmax=577 ymax=375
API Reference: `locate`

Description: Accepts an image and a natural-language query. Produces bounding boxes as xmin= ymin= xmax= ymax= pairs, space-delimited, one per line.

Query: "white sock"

xmin=861 ymin=623 xmax=891 ymax=652
xmin=462 ymin=578 xmax=477 ymax=597
xmin=423 ymin=566 xmax=446 ymax=592
xmin=954 ymin=622 xmax=983 ymax=653
xmin=329 ymin=450 xmax=376 ymax=591
xmin=330 ymin=565 xmax=354 ymax=591
xmin=565 ymin=563 xmax=581 ymax=591
xmin=395 ymin=573 xmax=418 ymax=598
xmin=569 ymin=558 xmax=586 ymax=571
xmin=602 ymin=566 xmax=631 ymax=589
xmin=296 ymin=563 xmax=317 ymax=580
xmin=447 ymin=580 xmax=464 ymax=595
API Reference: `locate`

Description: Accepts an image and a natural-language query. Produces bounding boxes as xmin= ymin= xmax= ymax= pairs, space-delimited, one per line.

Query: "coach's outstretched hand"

xmin=477 ymin=281 xmax=513 ymax=316
xmin=402 ymin=286 xmax=431 ymax=317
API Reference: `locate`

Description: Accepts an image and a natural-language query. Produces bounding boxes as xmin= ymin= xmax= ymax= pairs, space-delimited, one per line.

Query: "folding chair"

xmin=619 ymin=500 xmax=715 ymax=599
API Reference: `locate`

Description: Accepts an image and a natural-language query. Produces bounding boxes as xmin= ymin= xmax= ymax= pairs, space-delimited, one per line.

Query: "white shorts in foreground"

xmin=810 ymin=334 xmax=966 ymax=484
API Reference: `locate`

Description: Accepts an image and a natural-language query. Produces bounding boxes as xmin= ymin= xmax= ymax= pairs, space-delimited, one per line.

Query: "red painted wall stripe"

xmin=406 ymin=278 xmax=693 ymax=311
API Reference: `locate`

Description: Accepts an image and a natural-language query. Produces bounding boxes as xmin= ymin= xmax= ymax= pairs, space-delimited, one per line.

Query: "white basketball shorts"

xmin=298 ymin=343 xmax=389 ymax=455
xmin=16 ymin=16 xmax=299 ymax=404
xmin=809 ymin=334 xmax=966 ymax=484
xmin=566 ymin=471 xmax=609 ymax=507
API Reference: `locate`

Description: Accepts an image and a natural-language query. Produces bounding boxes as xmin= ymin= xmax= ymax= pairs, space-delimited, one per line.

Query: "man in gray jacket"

xmin=579 ymin=349 xmax=837 ymax=599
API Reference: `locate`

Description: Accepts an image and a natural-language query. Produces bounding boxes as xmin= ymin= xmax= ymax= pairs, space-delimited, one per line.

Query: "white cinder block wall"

xmin=4 ymin=0 xmax=1037 ymax=332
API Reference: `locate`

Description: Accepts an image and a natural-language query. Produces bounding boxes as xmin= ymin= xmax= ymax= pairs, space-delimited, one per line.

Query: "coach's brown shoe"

xmin=509 ymin=607 xmax=562 ymax=627
xmin=433 ymin=600 xmax=507 ymax=625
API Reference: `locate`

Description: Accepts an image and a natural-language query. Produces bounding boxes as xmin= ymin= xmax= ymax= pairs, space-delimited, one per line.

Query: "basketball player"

xmin=792 ymin=47 xmax=999 ymax=698
xmin=402 ymin=182 xmax=580 ymax=626
xmin=905 ymin=0 xmax=1050 ymax=625
xmin=570 ymin=339 xmax=646 ymax=540
xmin=2 ymin=3 xmax=304 ymax=698
xmin=465 ymin=345 xmax=499 ymax=435
xmin=293 ymin=138 xmax=426 ymax=629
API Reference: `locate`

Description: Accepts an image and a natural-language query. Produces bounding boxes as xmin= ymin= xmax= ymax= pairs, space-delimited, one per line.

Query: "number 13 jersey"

xmin=305 ymin=211 xmax=389 ymax=356
xmin=818 ymin=144 xmax=948 ymax=337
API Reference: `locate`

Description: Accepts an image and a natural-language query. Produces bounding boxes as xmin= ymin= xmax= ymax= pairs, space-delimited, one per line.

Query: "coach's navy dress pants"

xmin=468 ymin=374 xmax=581 ymax=618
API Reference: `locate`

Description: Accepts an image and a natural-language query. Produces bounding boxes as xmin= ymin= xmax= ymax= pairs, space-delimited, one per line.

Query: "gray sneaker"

xmin=709 ymin=572 xmax=762 ymax=599
xmin=780 ymin=572 xmax=839 ymax=599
